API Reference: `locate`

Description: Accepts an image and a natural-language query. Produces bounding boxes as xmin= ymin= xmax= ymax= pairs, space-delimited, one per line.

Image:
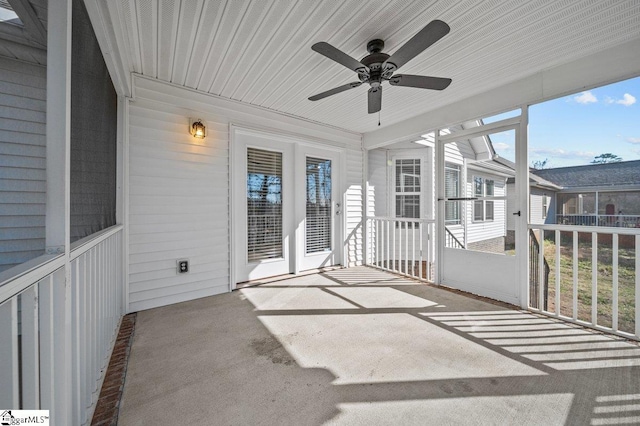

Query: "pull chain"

xmin=378 ymin=111 xmax=381 ymax=126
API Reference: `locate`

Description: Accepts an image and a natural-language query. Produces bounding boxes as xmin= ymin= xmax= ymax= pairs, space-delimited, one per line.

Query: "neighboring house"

xmin=368 ymin=123 xmax=514 ymax=255
xmin=533 ymin=160 xmax=640 ymax=228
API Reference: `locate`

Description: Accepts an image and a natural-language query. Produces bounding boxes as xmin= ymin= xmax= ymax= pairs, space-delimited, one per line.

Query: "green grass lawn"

xmin=537 ymin=233 xmax=637 ymax=335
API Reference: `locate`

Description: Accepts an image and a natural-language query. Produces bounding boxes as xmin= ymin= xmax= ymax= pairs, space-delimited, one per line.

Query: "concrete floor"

xmin=118 ymin=267 xmax=640 ymax=425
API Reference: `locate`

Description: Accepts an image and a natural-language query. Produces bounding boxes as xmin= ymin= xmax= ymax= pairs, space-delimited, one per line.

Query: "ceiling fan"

xmin=308 ymin=20 xmax=452 ymax=114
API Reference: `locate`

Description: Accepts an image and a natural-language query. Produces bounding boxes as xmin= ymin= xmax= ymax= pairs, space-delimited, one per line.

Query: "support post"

xmin=44 ymin=0 xmax=72 ymax=423
xmin=516 ymin=105 xmax=530 ymax=308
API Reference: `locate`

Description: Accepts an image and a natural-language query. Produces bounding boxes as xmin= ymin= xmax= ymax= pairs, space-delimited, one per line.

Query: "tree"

xmin=591 ymin=153 xmax=622 ymax=164
xmin=531 ymin=158 xmax=548 ymax=170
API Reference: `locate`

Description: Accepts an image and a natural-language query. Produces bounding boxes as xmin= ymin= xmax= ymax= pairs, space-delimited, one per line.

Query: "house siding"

xmin=128 ymin=76 xmax=363 ymax=311
xmin=0 ymin=56 xmax=47 ymax=273
xmin=465 ymin=170 xmax=506 ymax=246
xmin=367 ymin=149 xmax=387 ymax=218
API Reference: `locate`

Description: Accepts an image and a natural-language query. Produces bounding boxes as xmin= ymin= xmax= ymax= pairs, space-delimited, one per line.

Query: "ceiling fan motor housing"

xmin=360 ymin=40 xmax=391 ymax=87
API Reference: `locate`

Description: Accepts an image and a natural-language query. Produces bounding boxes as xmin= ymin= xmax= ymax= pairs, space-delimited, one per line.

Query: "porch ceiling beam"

xmin=7 ymin=0 xmax=46 ymax=47
xmin=363 ymin=37 xmax=640 ymax=150
xmin=438 ymin=116 xmax=521 ymax=144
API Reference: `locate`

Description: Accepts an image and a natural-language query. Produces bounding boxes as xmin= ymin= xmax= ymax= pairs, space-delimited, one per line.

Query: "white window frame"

xmin=392 ymin=157 xmax=422 ymax=223
xmin=445 ymin=162 xmax=462 ymax=225
xmin=472 ymin=175 xmax=495 ymax=223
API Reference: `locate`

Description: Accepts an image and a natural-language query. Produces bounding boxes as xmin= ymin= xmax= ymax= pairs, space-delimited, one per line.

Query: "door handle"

xmin=512 ymin=211 xmax=521 ymax=216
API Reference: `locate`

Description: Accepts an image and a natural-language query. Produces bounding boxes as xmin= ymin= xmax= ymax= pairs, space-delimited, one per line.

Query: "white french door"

xmin=295 ymin=146 xmax=341 ymax=272
xmin=232 ymin=127 xmax=342 ymax=285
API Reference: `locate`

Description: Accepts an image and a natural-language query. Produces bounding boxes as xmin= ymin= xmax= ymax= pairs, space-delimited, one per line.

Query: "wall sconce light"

xmin=190 ymin=119 xmax=206 ymax=139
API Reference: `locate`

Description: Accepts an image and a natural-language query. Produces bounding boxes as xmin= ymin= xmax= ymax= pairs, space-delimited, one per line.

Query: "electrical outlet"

xmin=177 ymin=259 xmax=189 ymax=274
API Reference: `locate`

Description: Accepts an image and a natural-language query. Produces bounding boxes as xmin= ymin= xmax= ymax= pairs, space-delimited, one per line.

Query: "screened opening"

xmin=306 ymin=157 xmax=332 ymax=254
xmin=247 ymin=148 xmax=283 ymax=261
xmin=70 ymin=0 xmax=117 ymax=242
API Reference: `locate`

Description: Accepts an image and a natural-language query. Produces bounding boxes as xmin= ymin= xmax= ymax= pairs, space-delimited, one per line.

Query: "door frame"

xmin=435 ymin=113 xmax=529 ymax=307
xmin=229 ymin=125 xmax=346 ymax=290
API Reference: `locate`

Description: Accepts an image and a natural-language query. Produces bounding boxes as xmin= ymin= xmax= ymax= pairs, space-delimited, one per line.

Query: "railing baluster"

xmin=386 ymin=219 xmax=390 ymax=271
xmin=411 ymin=222 xmax=416 ymax=279
xmin=404 ymin=222 xmax=409 ymax=276
xmin=392 ymin=220 xmax=396 ymax=273
xmin=592 ymin=232 xmax=598 ymax=326
xmin=612 ymin=234 xmax=619 ymax=332
xmin=539 ymin=230 xmax=545 ymax=311
xmin=573 ymin=231 xmax=578 ymax=321
xmin=634 ymin=235 xmax=640 ymax=339
xmin=555 ymin=230 xmax=561 ymax=316
xmin=398 ymin=222 xmax=402 ymax=274
xmin=21 ymin=285 xmax=40 ymax=408
xmin=418 ymin=223 xmax=423 ymax=279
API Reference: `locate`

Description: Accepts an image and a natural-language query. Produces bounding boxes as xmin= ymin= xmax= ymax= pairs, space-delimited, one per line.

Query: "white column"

xmin=435 ymin=131 xmax=444 ymax=284
xmin=516 ymin=106 xmax=530 ymax=308
xmin=44 ymin=0 xmax=72 ymax=424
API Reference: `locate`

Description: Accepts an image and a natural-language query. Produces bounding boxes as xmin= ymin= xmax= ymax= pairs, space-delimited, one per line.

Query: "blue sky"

xmin=489 ymin=76 xmax=639 ymax=168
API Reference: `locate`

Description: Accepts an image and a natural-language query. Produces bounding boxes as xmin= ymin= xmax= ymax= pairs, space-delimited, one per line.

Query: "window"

xmin=247 ymin=148 xmax=283 ymax=261
xmin=542 ymin=195 xmax=548 ymax=219
xmin=445 ymin=163 xmax=461 ymax=224
xmin=395 ymin=159 xmax=420 ymax=222
xmin=306 ymin=157 xmax=332 ymax=254
xmin=473 ymin=176 xmax=495 ymax=222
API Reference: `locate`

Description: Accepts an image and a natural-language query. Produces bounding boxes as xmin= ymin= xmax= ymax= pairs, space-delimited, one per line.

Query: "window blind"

xmin=306 ymin=157 xmax=332 ymax=254
xmin=247 ymin=148 xmax=283 ymax=261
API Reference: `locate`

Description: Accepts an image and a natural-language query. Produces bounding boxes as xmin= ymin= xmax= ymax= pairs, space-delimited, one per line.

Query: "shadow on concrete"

xmin=119 ymin=267 xmax=640 ymax=426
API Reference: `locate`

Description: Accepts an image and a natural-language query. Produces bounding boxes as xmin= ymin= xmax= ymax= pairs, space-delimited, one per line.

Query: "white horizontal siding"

xmin=0 ymin=56 xmax=46 ymax=273
xmin=128 ymin=77 xmax=363 ymax=311
xmin=367 ymin=149 xmax=387 ymax=218
xmin=465 ymin=172 xmax=507 ymax=244
xmin=346 ymin=143 xmax=364 ymax=267
xmin=128 ymin=100 xmax=230 ymax=312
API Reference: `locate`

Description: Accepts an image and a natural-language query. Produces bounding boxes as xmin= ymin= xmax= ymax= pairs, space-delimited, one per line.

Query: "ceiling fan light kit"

xmin=308 ymin=19 xmax=452 ymax=114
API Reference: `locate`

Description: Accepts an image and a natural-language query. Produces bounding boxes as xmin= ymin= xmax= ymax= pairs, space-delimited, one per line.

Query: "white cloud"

xmin=627 ymin=137 xmax=640 ymax=144
xmin=574 ymin=91 xmax=597 ymax=104
xmin=493 ymin=142 xmax=511 ymax=150
xmin=530 ymin=148 xmax=596 ymax=159
xmin=617 ymin=93 xmax=636 ymax=106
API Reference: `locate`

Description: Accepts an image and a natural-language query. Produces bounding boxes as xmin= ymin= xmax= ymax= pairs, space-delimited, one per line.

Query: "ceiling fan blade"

xmin=308 ymin=82 xmax=362 ymax=101
xmin=368 ymin=86 xmax=382 ymax=114
xmin=312 ymin=42 xmax=369 ymax=74
xmin=389 ymin=74 xmax=452 ymax=90
xmin=384 ymin=20 xmax=450 ymax=72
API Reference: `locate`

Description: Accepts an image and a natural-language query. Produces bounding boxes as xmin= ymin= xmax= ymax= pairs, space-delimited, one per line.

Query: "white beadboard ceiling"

xmin=109 ymin=0 xmax=640 ymax=134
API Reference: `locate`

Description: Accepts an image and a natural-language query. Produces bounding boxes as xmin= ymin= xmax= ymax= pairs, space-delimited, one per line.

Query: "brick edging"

xmin=91 ymin=312 xmax=137 ymax=426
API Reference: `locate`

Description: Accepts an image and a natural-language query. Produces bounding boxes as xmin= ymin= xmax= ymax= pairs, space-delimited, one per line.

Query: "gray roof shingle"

xmin=532 ymin=160 xmax=640 ymax=188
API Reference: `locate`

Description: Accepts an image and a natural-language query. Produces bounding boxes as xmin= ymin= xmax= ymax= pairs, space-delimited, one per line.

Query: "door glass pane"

xmin=306 ymin=157 xmax=331 ymax=254
xmin=247 ymin=148 xmax=283 ymax=261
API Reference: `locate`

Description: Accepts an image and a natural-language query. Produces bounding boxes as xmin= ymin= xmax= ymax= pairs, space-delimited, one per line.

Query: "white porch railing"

xmin=529 ymin=223 xmax=639 ymax=341
xmin=0 ymin=225 xmax=124 ymax=425
xmin=556 ymin=214 xmax=640 ymax=228
xmin=365 ymin=217 xmax=435 ymax=282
